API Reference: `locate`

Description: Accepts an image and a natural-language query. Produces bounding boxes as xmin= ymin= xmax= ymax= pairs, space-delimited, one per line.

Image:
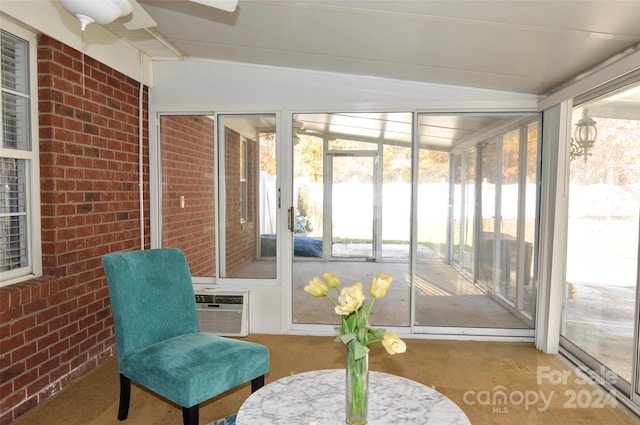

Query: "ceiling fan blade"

xmin=189 ymin=0 xmax=238 ymax=13
xmin=123 ymin=0 xmax=157 ymax=30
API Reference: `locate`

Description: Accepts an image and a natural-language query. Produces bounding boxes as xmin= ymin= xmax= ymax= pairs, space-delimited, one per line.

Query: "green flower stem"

xmin=346 ymin=345 xmax=368 ymax=425
xmin=365 ymin=297 xmax=376 ymax=321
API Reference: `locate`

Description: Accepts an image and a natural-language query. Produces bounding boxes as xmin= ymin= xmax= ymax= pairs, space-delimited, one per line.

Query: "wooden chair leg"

xmin=251 ymin=375 xmax=265 ymax=393
xmin=118 ymin=374 xmax=131 ymax=420
xmin=182 ymin=405 xmax=199 ymax=425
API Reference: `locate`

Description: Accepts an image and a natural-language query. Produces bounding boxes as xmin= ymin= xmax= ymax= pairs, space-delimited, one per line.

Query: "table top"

xmin=236 ymin=369 xmax=471 ymax=425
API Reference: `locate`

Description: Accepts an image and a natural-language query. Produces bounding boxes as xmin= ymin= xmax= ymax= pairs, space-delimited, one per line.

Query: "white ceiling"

xmin=105 ymin=0 xmax=640 ymax=96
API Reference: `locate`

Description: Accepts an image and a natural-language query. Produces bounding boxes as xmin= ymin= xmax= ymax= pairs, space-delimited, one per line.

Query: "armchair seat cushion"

xmin=120 ymin=332 xmax=269 ymax=408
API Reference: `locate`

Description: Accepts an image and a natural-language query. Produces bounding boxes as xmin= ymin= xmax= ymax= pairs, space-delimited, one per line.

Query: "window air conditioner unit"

xmin=194 ymin=290 xmax=249 ymax=337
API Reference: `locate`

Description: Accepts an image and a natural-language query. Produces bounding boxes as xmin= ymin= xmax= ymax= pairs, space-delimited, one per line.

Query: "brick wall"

xmin=0 ymin=35 xmax=149 ymax=424
xmin=223 ymin=127 xmax=258 ymax=276
xmin=160 ymin=115 xmax=216 ymax=276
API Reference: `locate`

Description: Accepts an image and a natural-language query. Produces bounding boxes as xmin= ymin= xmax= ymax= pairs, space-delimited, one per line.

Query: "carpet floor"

xmin=11 ymin=334 xmax=640 ymax=425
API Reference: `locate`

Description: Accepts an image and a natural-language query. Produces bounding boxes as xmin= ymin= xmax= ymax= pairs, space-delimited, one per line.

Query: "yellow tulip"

xmin=381 ymin=332 xmax=406 ymax=355
xmin=323 ymin=271 xmax=340 ymax=289
xmin=335 ymin=282 xmax=365 ymax=315
xmin=304 ymin=277 xmax=329 ymax=298
xmin=370 ymin=273 xmax=392 ymax=298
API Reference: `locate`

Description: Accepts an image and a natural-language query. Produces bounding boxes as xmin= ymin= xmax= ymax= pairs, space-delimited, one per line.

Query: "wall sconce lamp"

xmin=570 ymin=108 xmax=598 ymax=162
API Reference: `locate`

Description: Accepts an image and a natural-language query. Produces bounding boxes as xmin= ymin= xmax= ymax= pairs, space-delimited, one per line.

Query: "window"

xmin=0 ymin=25 xmax=41 ymax=285
xmin=240 ymin=138 xmax=248 ymax=222
xmin=561 ymin=75 xmax=640 ymax=394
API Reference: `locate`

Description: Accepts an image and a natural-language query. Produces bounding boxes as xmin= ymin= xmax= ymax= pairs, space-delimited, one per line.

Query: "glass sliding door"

xmin=217 ymin=114 xmax=277 ymax=280
xmin=451 ymin=150 xmax=476 ymax=278
xmin=561 ymin=79 xmax=640 ymax=394
xmin=495 ymin=125 xmax=538 ymax=319
xmin=288 ymin=111 xmax=538 ymax=332
xmin=160 ymin=114 xmax=278 ymax=281
xmin=291 ymin=112 xmax=412 ymax=327
xmin=415 ymin=113 xmax=537 ymax=330
xmin=414 ymin=138 xmax=453 ymax=328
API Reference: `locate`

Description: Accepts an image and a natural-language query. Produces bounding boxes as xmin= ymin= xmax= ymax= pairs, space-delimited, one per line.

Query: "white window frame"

xmin=0 ymin=20 xmax=42 ymax=286
xmin=240 ymin=137 xmax=248 ymax=223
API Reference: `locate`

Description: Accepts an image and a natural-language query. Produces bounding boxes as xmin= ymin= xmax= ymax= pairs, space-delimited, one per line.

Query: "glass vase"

xmin=346 ymin=348 xmax=369 ymax=425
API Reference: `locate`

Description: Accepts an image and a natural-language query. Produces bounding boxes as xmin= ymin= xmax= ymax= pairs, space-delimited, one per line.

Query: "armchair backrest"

xmin=102 ymin=248 xmax=198 ymax=364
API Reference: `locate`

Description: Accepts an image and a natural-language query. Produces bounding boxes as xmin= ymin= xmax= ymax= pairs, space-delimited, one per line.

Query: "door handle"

xmin=288 ymin=207 xmax=295 ymax=232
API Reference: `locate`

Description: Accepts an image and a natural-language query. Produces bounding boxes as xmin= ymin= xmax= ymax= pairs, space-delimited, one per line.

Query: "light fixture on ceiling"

xmin=570 ymin=108 xmax=598 ymax=162
xmin=293 ymin=120 xmax=305 ymax=145
xmin=59 ymin=0 xmax=133 ymax=31
xmin=59 ymin=0 xmax=134 ymax=95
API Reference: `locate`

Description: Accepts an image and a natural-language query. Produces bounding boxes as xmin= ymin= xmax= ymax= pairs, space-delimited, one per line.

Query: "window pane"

xmin=1 ymin=30 xmax=29 ymax=93
xmin=498 ymin=130 xmax=520 ymax=304
xmin=0 ymin=157 xmax=27 ymax=271
xmin=416 ymin=149 xmax=448 ymax=261
xmin=331 ymin=155 xmax=374 ymax=258
xmin=1 ymin=29 xmax=31 ymax=280
xmin=451 ymin=153 xmax=462 ymax=265
xmin=463 ymin=149 xmax=476 ymax=277
xmin=415 ymin=113 xmax=537 ymax=329
xmin=292 ymin=130 xmax=324 ymax=260
xmin=478 ymin=141 xmax=497 ymax=293
xmin=292 ymin=112 xmax=411 ymax=327
xmin=522 ymin=122 xmax=538 ymax=319
xmin=219 ymin=115 xmax=277 ymax=279
xmin=328 ymin=139 xmax=377 ymax=151
xmin=381 ymin=143 xmax=411 ymax=260
xmin=562 ymin=81 xmax=640 ymax=385
xmin=2 ymin=92 xmax=30 ymax=150
xmin=1 ymin=30 xmax=30 ymax=151
xmin=160 ymin=115 xmax=217 ymax=277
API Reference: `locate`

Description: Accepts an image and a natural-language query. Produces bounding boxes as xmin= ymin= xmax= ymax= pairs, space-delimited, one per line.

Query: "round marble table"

xmin=236 ymin=369 xmax=471 ymax=424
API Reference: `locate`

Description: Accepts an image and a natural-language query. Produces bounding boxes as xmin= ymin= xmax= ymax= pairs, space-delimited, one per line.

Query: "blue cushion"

xmin=121 ymin=333 xmax=269 ymax=407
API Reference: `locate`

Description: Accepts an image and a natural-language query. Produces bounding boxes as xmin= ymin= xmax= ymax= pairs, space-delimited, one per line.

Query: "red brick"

xmin=12 ymin=366 xmax=39 ymax=394
xmin=9 ymin=316 xmax=36 ymax=335
xmin=10 ymin=341 xmax=37 ymax=365
xmin=2 ymin=333 xmax=26 ymax=353
xmin=35 ymin=332 xmax=59 ymax=352
xmin=0 ymin=359 xmax=26 ymax=383
xmin=59 ymin=322 xmax=78 ymax=340
xmin=27 ymin=376 xmax=51 ymax=400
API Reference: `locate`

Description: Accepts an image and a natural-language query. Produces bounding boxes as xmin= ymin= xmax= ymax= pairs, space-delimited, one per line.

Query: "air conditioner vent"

xmin=194 ymin=290 xmax=248 ymax=337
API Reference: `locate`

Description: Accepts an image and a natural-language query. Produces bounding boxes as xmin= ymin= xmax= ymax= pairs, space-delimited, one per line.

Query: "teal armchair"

xmin=102 ymin=248 xmax=269 ymax=425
